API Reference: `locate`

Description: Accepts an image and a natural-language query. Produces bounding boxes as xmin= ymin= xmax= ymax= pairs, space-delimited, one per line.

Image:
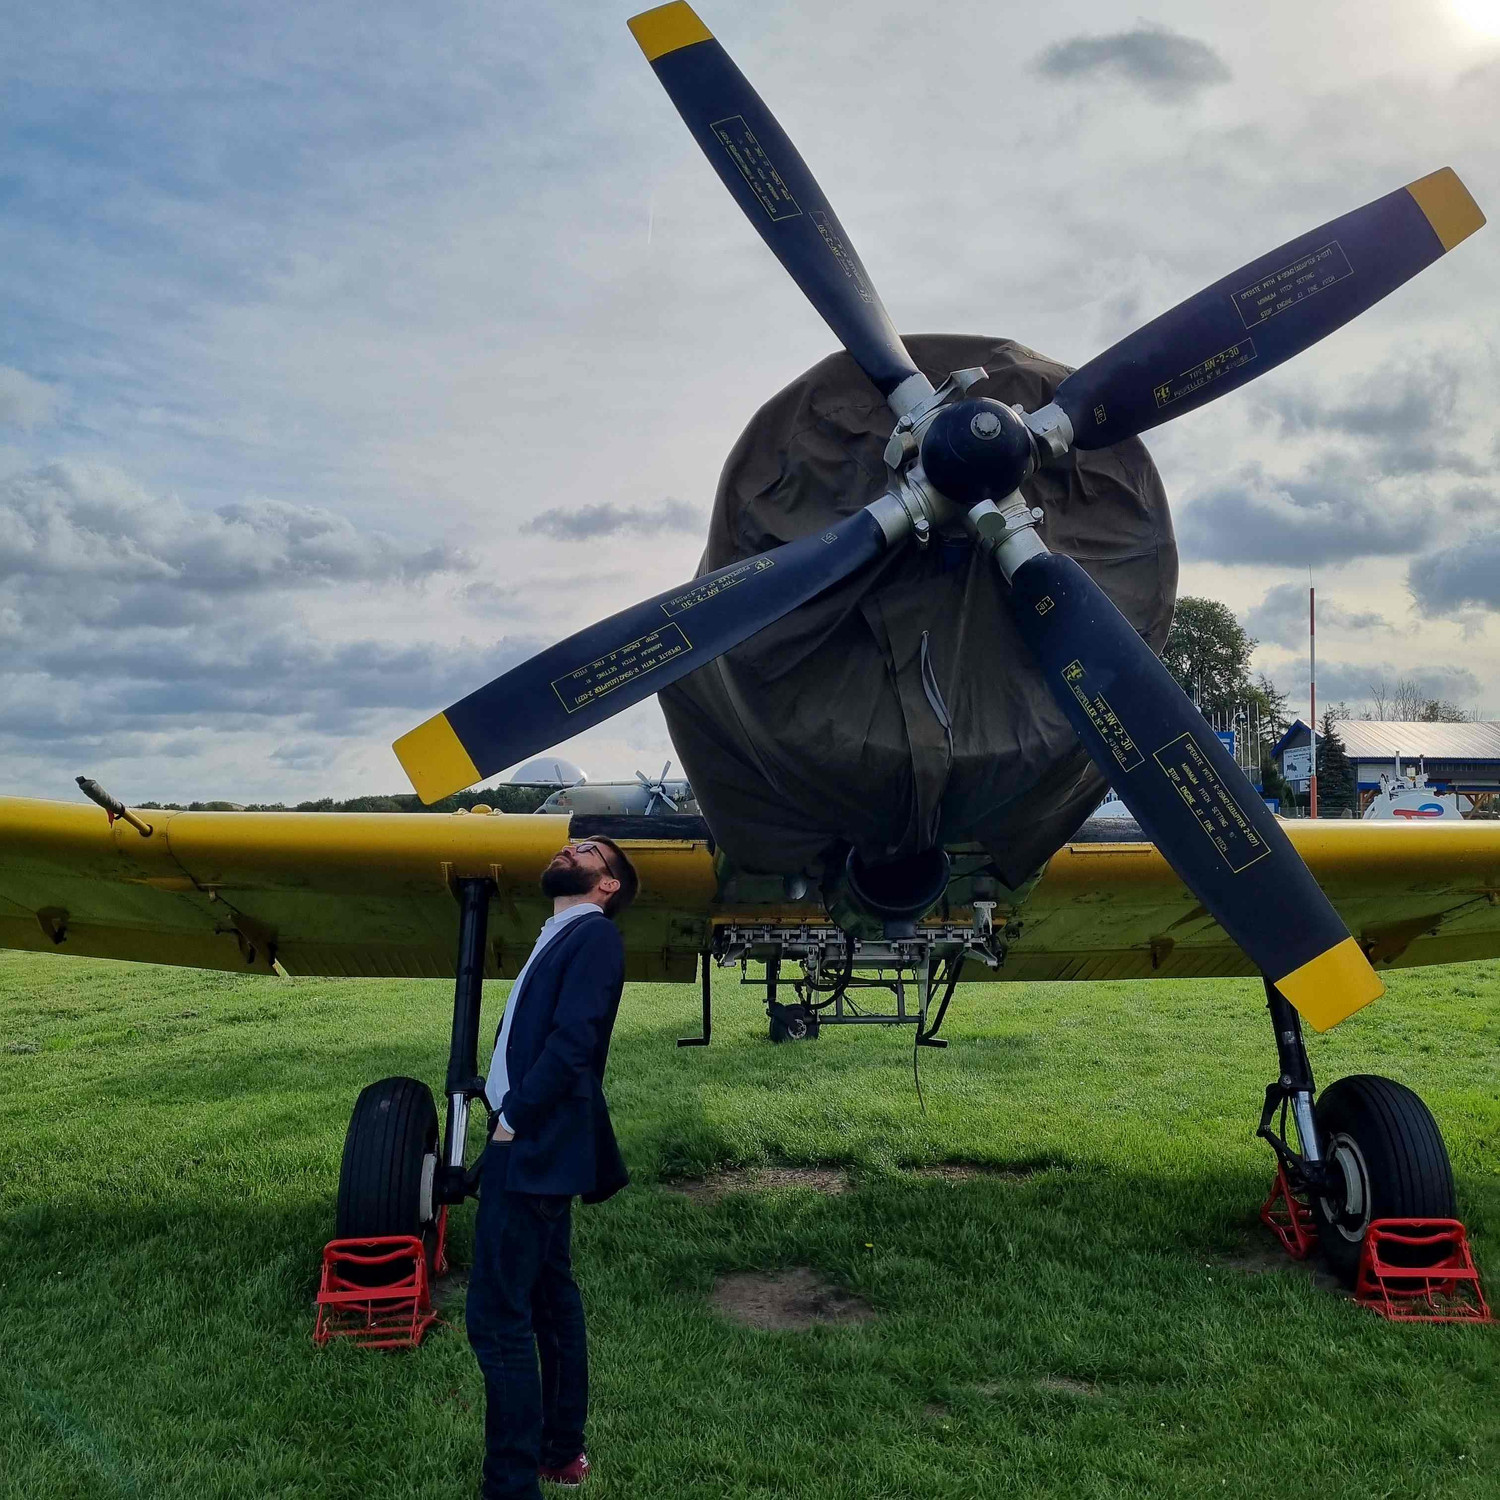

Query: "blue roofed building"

xmin=1272 ymin=720 xmax=1500 ymax=801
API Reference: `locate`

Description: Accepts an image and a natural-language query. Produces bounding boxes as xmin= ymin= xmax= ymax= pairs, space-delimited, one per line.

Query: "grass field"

xmin=1 ymin=949 xmax=1497 ymax=1499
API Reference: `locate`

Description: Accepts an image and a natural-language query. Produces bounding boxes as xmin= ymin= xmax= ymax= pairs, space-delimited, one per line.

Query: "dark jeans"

xmin=466 ymin=1144 xmax=587 ymax=1500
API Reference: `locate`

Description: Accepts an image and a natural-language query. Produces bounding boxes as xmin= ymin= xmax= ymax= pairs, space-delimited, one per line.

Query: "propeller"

xmin=394 ymin=502 xmax=904 ymax=802
xmin=636 ymin=761 xmax=681 ymax=816
xmin=625 ymin=2 xmax=932 ymax=416
xmin=394 ymin=0 xmax=1485 ymax=1031
xmin=1021 ymin=166 xmax=1486 ymax=459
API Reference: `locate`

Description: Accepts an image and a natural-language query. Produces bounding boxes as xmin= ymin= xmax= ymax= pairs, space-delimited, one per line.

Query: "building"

xmin=1272 ymin=720 xmax=1500 ymax=799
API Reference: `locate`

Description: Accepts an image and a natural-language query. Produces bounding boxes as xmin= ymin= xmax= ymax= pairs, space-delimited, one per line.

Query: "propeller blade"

xmin=628 ymin=3 xmax=928 ymax=412
xmin=1004 ymin=550 xmax=1383 ymax=1031
xmin=394 ymin=505 xmax=895 ymax=803
xmin=1053 ymin=169 xmax=1483 ymax=450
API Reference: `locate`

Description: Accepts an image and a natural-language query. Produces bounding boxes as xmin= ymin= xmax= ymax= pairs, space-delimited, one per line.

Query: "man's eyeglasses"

xmin=567 ymin=841 xmax=619 ymax=882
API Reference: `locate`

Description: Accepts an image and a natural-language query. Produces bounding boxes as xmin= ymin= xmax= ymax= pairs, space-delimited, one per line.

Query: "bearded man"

xmin=466 ymin=836 xmax=639 ymax=1498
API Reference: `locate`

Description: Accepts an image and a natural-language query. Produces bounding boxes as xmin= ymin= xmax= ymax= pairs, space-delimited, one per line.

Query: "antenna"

xmin=1309 ymin=582 xmax=1318 ymax=819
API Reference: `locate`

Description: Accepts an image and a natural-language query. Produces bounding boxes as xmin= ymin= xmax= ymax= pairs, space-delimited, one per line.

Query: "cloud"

xmin=1449 ymin=485 xmax=1500 ymax=517
xmin=522 ymin=497 xmax=705 ymax=541
xmin=1243 ymin=582 xmax=1392 ymax=647
xmin=1295 ymin=659 xmax=1483 ymax=711
xmin=0 ymin=461 xmax=467 ymax=602
xmin=1408 ymin=532 xmax=1500 ymax=615
xmin=1175 ymin=461 xmax=1426 ymax=566
xmin=1035 ymin=25 xmax=1231 ymax=102
xmin=1257 ymin=657 xmax=1480 ymax=713
xmin=0 ymin=620 xmax=547 ymax=776
xmin=1254 ymin=355 xmax=1486 ymax=478
xmin=0 ymin=366 xmax=63 ymax=429
xmin=0 ymin=459 xmax=502 ymax=779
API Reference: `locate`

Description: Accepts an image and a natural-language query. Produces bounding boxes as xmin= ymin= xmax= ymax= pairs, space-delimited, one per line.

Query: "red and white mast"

xmin=1309 ymin=585 xmax=1318 ymax=819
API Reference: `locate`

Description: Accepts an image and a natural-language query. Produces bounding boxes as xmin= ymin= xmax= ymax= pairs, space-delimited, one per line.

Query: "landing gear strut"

xmin=335 ymin=877 xmax=494 ymax=1241
xmin=438 ymin=877 xmax=494 ymax=1206
xmin=1256 ymin=976 xmax=1455 ymax=1284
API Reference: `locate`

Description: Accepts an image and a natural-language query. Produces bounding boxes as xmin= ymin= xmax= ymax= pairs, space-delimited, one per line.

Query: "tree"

xmin=1417 ymin=698 xmax=1475 ymax=723
xmin=1260 ymin=754 xmax=1292 ymax=810
xmin=1391 ymin=678 xmax=1427 ymax=720
xmin=1315 ymin=710 xmax=1357 ymax=816
xmin=1251 ymin=672 xmax=1291 ymax=740
xmin=1162 ymin=596 xmax=1256 ymax=716
xmin=1365 ymin=673 xmax=1475 ymax=722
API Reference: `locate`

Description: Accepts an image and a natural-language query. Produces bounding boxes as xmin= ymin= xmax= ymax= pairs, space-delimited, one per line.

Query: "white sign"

xmin=1282 ymin=746 xmax=1312 ymax=781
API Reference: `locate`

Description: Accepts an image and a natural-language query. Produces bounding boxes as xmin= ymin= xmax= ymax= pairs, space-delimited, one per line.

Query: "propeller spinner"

xmin=395 ymin=1 xmax=1485 ymax=1031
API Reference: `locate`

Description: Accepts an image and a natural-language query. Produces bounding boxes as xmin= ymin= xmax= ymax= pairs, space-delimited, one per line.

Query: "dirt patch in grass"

xmin=1037 ymin=1376 xmax=1101 ymax=1397
xmin=710 ymin=1267 xmax=875 ymax=1331
xmin=905 ymin=1160 xmax=1051 ymax=1183
xmin=1218 ymin=1241 xmax=1292 ymax=1275
xmin=1216 ymin=1236 xmax=1348 ymax=1296
xmin=976 ymin=1376 xmax=1102 ymax=1399
xmin=434 ymin=1270 xmax=470 ymax=1312
xmin=666 ymin=1166 xmax=852 ymax=1201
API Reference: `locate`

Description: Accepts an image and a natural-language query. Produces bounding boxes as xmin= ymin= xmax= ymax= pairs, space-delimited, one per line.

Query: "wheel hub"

xmin=1320 ymin=1131 xmax=1372 ymax=1242
xmin=419 ymin=1150 xmax=438 ymax=1226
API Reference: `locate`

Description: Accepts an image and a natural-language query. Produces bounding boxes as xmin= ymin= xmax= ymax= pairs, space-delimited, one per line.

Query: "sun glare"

xmin=1451 ymin=0 xmax=1500 ymax=37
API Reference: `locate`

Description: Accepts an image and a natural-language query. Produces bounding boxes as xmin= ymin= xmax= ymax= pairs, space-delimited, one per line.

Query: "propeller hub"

xmin=918 ymin=399 xmax=1034 ymax=508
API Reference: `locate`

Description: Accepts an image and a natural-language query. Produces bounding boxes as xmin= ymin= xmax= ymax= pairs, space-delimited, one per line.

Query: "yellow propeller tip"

xmin=1275 ymin=936 xmax=1384 ymax=1032
xmin=628 ymin=2 xmax=713 ymax=62
xmin=393 ymin=713 xmax=482 ymax=805
xmin=1406 ymin=167 xmax=1485 ymax=252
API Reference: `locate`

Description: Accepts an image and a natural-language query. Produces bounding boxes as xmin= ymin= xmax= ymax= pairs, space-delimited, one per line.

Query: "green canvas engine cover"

xmin=659 ymin=334 xmax=1177 ymax=885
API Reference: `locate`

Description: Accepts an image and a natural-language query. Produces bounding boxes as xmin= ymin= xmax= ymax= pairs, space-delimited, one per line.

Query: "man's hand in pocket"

xmin=492 ymin=1118 xmax=515 ymax=1143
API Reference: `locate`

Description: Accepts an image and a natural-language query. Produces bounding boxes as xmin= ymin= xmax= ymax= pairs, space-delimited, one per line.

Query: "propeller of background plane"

xmin=395 ymin=1 xmax=1485 ymax=1030
xmin=636 ymin=762 xmax=681 ymax=816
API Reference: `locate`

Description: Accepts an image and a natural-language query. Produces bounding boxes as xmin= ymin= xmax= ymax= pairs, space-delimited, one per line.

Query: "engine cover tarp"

xmin=660 ymin=335 xmax=1177 ymax=885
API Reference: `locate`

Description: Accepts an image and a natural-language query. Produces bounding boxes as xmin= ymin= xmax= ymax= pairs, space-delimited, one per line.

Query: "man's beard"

xmin=540 ymin=862 xmax=600 ymax=899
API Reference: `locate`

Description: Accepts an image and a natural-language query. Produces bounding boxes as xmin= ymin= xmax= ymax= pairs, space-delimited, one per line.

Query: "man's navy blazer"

xmin=493 ymin=910 xmax=629 ymax=1204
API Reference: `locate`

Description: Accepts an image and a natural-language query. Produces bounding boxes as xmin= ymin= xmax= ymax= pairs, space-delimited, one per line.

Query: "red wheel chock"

xmin=1260 ymin=1163 xmax=1316 ymax=1260
xmin=1354 ymin=1219 xmax=1493 ymax=1324
xmin=313 ymin=1209 xmax=449 ymax=1350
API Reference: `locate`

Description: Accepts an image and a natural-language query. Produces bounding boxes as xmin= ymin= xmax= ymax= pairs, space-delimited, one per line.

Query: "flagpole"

xmin=1309 ymin=585 xmax=1318 ymax=819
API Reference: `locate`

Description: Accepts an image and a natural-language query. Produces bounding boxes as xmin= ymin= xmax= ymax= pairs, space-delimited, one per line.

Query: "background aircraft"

xmin=506 ymin=756 xmax=699 ymax=818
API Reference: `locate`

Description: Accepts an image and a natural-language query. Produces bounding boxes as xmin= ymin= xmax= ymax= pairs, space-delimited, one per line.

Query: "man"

xmin=467 ymin=836 xmax=639 ymax=1499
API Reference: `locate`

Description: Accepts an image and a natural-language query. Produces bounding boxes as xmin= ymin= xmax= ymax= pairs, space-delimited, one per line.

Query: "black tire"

xmin=767 ymin=1000 xmax=818 ymax=1043
xmin=1311 ymin=1074 xmax=1455 ymax=1286
xmin=336 ymin=1076 xmax=440 ymax=1266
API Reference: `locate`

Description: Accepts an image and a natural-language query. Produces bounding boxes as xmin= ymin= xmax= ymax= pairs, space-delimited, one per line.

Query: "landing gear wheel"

xmin=336 ymin=1076 xmax=440 ymax=1279
xmin=1311 ymin=1074 xmax=1455 ymax=1286
xmin=767 ymin=1000 xmax=819 ymax=1043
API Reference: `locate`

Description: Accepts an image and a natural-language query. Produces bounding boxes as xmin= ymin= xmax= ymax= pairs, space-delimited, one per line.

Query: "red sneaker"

xmin=539 ymin=1453 xmax=589 ymax=1488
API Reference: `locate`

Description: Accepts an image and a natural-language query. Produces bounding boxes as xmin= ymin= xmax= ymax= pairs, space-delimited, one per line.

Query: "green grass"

xmin=1 ymin=950 xmax=1497 ymax=1499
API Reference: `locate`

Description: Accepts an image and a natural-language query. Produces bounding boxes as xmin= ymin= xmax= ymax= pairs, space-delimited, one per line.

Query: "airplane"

xmin=505 ymin=757 xmax=700 ymax=818
xmin=1 ymin=4 xmax=1491 ymax=1290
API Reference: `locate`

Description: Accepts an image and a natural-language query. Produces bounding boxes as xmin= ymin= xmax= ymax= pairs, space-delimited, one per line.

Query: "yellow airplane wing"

xmin=0 ymin=798 xmax=711 ymax=981
xmin=1009 ymin=820 xmax=1500 ymax=982
xmin=1 ymin=797 xmax=1497 ymax=1002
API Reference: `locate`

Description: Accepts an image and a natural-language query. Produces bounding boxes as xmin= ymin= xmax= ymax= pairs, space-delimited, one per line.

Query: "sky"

xmin=2 ymin=0 xmax=1498 ymax=803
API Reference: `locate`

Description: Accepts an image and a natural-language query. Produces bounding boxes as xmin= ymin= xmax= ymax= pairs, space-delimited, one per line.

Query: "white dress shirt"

xmin=485 ymin=902 xmax=606 ymax=1125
